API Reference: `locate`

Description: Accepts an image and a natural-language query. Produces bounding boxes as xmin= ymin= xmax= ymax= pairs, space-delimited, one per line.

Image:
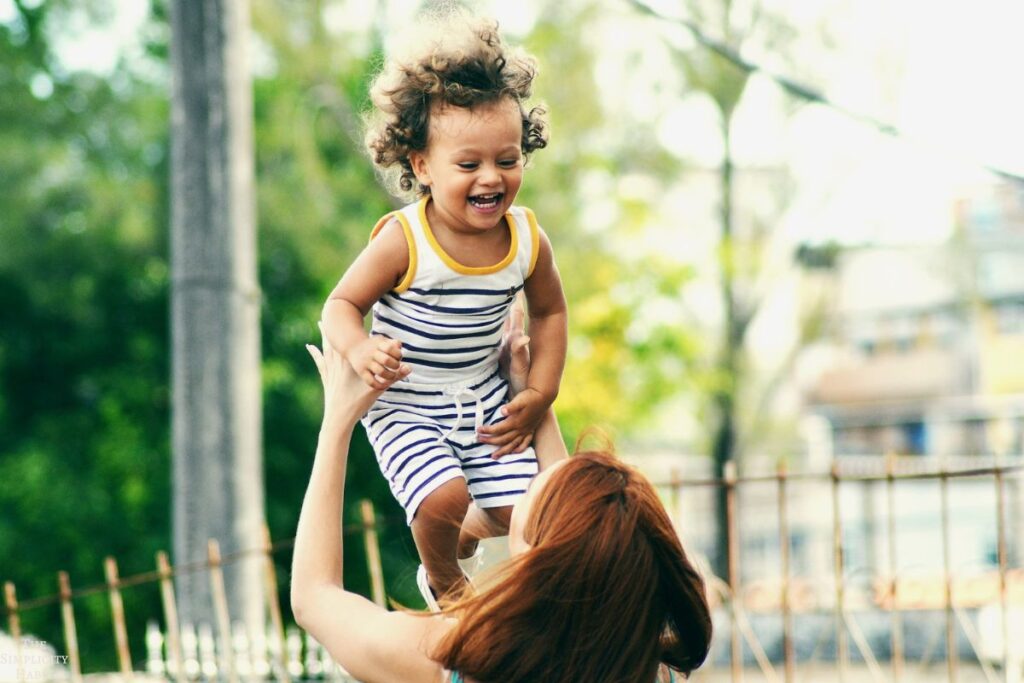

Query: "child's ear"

xmin=409 ymin=151 xmax=432 ymax=188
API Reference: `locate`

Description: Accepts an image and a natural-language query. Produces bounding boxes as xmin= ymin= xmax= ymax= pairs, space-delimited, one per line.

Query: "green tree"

xmin=0 ymin=0 xmax=172 ymax=669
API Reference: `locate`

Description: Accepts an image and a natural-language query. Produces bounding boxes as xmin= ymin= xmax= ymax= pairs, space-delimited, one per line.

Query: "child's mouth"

xmin=468 ymin=193 xmax=503 ymax=210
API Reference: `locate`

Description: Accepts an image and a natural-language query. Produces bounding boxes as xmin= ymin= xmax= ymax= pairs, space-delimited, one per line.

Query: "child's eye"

xmin=498 ymin=159 xmax=520 ymax=168
xmin=457 ymin=162 xmax=479 ymax=170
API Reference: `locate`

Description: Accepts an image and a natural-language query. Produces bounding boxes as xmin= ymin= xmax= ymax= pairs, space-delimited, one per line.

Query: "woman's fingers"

xmin=306 ymin=344 xmax=324 ymax=376
xmin=317 ymin=321 xmax=328 ymax=352
xmin=510 ymin=295 xmax=525 ymax=331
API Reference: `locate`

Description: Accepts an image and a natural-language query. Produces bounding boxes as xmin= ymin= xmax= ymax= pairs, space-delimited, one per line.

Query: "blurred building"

xmin=807 ymin=181 xmax=1024 ymax=458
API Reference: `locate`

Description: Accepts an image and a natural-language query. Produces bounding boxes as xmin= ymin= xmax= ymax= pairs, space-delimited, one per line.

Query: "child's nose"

xmin=479 ymin=164 xmax=502 ymax=185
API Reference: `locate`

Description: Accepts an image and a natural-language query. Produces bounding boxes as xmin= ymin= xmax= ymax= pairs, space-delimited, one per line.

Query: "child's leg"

xmin=457 ymin=504 xmax=512 ymax=558
xmin=410 ymin=477 xmax=472 ymax=601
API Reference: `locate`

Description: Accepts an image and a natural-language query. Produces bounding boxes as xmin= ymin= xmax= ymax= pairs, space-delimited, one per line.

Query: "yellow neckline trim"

xmin=418 ymin=196 xmax=518 ymax=276
xmin=369 ymin=211 xmax=417 ymax=293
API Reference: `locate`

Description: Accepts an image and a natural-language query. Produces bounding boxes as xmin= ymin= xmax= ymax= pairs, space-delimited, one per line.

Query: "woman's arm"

xmin=532 ymin=407 xmax=569 ymax=471
xmin=290 ymin=331 xmax=445 ymax=683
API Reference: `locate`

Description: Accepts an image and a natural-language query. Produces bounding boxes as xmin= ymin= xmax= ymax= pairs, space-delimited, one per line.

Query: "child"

xmin=321 ymin=16 xmax=568 ymax=609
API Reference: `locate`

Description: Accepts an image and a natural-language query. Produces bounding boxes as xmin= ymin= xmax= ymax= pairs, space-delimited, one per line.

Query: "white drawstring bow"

xmin=439 ymin=383 xmax=485 ymax=445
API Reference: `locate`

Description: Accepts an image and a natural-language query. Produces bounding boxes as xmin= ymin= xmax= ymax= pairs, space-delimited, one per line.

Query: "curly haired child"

xmin=321 ymin=15 xmax=568 ymax=609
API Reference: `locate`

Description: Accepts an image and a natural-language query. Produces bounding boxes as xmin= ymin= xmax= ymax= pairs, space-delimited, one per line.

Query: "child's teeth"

xmin=471 ymin=193 xmax=499 ymax=206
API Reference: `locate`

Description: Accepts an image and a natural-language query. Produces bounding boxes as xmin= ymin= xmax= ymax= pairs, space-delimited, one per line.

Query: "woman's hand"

xmin=498 ymin=296 xmax=530 ymax=397
xmin=307 ymin=321 xmax=410 ymax=425
xmin=487 ymin=297 xmax=541 ymax=457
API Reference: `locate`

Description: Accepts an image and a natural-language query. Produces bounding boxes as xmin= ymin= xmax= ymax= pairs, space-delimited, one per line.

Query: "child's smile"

xmin=467 ymin=192 xmax=503 ymax=213
xmin=410 ymin=97 xmax=524 ymax=236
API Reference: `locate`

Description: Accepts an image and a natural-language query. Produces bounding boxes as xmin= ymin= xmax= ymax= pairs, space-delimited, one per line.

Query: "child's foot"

xmin=457 ymin=544 xmax=485 ymax=578
xmin=416 ymin=564 xmax=441 ymax=612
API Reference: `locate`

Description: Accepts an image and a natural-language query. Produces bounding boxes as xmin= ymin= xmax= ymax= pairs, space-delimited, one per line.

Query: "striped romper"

xmin=361 ymin=197 xmax=541 ymax=524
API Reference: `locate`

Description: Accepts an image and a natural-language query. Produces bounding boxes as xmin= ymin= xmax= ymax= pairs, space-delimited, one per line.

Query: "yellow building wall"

xmin=979 ymin=309 xmax=1024 ymax=394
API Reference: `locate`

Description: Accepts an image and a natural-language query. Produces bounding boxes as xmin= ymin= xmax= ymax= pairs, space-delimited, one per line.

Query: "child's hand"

xmin=307 ymin=323 xmax=410 ymax=422
xmin=478 ymin=387 xmax=552 ymax=458
xmin=498 ymin=297 xmax=530 ymax=396
xmin=346 ymin=336 xmax=406 ymax=390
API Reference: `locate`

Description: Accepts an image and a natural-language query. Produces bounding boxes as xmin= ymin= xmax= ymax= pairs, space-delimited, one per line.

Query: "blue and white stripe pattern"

xmin=361 ymin=197 xmax=541 ymax=523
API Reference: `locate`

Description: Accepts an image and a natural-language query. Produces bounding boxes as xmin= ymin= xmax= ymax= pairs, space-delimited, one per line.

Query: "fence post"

xmin=885 ymin=454 xmax=903 ymax=681
xmin=4 ymin=582 xmax=25 ymax=683
xmin=104 ymin=556 xmax=133 ymax=678
xmin=360 ymin=500 xmax=387 ymax=607
xmin=830 ymin=462 xmax=847 ymax=683
xmin=57 ymin=572 xmax=83 ymax=683
xmin=207 ymin=540 xmax=239 ymax=683
xmin=776 ymin=460 xmax=794 ymax=683
xmin=261 ymin=524 xmax=292 ymax=683
xmin=724 ymin=461 xmax=742 ymax=683
xmin=994 ymin=462 xmax=1011 ymax=683
xmin=939 ymin=465 xmax=958 ymax=682
xmin=156 ymin=551 xmax=187 ymax=683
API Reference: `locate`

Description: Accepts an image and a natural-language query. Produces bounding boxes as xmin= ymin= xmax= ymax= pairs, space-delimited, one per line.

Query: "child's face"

xmin=409 ymin=97 xmax=524 ymax=234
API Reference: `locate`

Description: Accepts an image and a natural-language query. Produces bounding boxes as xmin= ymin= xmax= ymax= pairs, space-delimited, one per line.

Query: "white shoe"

xmin=416 ymin=564 xmax=441 ymax=612
xmin=458 ymin=545 xmax=485 ymax=578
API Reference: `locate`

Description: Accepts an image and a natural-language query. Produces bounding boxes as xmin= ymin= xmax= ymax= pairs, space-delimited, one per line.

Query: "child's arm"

xmin=322 ymin=220 xmax=409 ymax=390
xmin=479 ymin=228 xmax=567 ymax=457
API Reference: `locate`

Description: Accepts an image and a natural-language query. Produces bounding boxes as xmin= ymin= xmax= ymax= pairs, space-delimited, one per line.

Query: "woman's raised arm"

xmin=290 ymin=327 xmax=445 ymax=683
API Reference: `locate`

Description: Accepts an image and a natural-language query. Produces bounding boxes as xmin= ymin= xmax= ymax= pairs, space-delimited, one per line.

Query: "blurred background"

xmin=1 ymin=0 xmax=1023 ymax=680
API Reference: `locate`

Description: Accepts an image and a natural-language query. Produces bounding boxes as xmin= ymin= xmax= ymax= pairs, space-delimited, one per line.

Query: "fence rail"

xmin=3 ymin=459 xmax=1024 ymax=683
xmin=2 ymin=502 xmax=404 ymax=683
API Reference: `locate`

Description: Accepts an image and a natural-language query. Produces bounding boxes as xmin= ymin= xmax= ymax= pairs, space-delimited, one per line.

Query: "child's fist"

xmin=478 ymin=387 xmax=551 ymax=458
xmin=346 ymin=336 xmax=405 ymax=390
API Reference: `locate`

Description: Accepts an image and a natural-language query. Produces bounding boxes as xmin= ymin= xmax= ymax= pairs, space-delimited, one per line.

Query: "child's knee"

xmin=416 ymin=478 xmax=471 ymax=524
xmin=483 ymin=504 xmax=513 ymax=531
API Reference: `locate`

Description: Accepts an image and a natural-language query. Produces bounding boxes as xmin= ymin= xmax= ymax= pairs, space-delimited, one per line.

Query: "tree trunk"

xmin=169 ymin=0 xmax=264 ymax=633
xmin=711 ymin=120 xmax=737 ymax=581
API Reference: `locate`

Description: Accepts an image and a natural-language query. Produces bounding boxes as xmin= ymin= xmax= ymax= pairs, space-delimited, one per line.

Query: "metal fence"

xmin=661 ymin=457 xmax=1024 ymax=683
xmin=2 ymin=461 xmax=1022 ymax=683
xmin=1 ymin=501 xmax=397 ymax=683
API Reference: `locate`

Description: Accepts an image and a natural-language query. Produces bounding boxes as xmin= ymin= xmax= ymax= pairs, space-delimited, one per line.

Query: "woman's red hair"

xmin=434 ymin=450 xmax=712 ymax=682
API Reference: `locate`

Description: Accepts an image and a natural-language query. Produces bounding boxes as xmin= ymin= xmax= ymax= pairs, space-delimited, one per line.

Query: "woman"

xmin=291 ymin=324 xmax=712 ymax=683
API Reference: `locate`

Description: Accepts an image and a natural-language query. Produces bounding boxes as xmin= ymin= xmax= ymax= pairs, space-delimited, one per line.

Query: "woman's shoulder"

xmin=308 ymin=603 xmax=453 ymax=683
